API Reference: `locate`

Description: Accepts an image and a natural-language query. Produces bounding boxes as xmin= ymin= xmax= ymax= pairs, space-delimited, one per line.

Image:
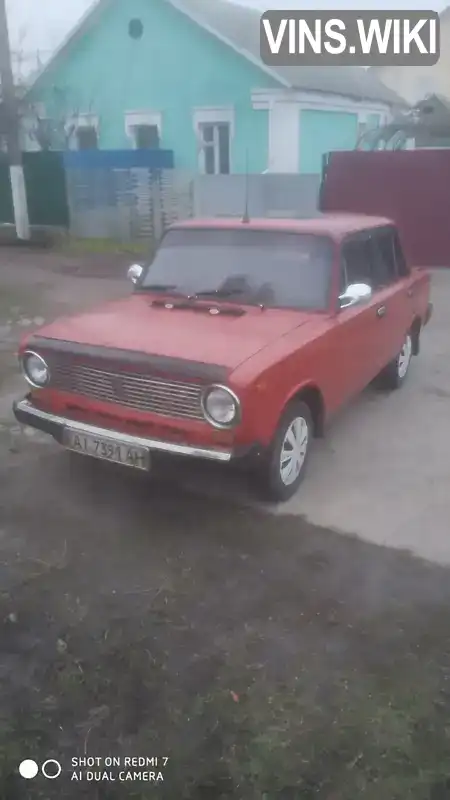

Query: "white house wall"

xmin=252 ymin=89 xmax=392 ymax=173
xmin=268 ymin=102 xmax=300 ymax=172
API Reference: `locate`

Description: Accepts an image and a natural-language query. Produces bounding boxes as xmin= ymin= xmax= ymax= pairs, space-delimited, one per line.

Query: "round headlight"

xmin=202 ymin=385 xmax=240 ymax=428
xmin=22 ymin=351 xmax=50 ymax=388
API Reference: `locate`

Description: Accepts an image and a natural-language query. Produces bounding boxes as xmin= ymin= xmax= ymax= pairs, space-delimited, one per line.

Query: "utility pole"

xmin=0 ymin=0 xmax=29 ymax=239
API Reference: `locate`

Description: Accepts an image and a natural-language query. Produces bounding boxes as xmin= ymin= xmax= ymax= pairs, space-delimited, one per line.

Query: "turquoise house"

xmin=23 ymin=0 xmax=403 ymax=175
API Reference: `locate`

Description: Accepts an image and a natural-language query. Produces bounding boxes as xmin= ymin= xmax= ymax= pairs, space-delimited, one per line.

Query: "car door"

xmin=367 ymin=226 xmax=415 ymax=375
xmin=326 ymin=233 xmax=383 ymax=408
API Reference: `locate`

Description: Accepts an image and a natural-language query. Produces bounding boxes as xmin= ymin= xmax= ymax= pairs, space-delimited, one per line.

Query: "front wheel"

xmin=377 ymin=332 xmax=413 ymax=390
xmin=256 ymin=401 xmax=312 ymax=502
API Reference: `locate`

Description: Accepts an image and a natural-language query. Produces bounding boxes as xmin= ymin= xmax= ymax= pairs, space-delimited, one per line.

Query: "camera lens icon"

xmin=19 ymin=760 xmax=39 ymax=780
xmin=42 ymin=759 xmax=62 ymax=779
xmin=18 ymin=759 xmax=62 ymax=780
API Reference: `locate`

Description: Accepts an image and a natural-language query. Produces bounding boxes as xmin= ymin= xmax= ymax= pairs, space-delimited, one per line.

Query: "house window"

xmin=128 ymin=18 xmax=144 ymax=39
xmin=134 ymin=124 xmax=160 ymax=149
xmin=198 ymin=122 xmax=230 ymax=175
xmin=76 ymin=126 xmax=98 ymax=150
xmin=125 ymin=112 xmax=162 ymax=149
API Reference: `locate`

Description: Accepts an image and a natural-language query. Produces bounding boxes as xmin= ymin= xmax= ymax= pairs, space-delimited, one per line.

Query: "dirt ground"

xmin=1 ymin=249 xmax=450 ymax=800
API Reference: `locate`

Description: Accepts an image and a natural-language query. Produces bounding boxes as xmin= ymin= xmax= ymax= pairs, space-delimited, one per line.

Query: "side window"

xmin=370 ymin=229 xmax=398 ymax=288
xmin=341 ymin=238 xmax=372 ymax=288
xmin=393 ymin=230 xmax=409 ymax=276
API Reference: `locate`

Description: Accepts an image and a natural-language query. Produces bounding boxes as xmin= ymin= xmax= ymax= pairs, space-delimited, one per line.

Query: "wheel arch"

xmin=282 ymin=382 xmax=326 ymax=438
xmin=410 ymin=316 xmax=421 ymax=356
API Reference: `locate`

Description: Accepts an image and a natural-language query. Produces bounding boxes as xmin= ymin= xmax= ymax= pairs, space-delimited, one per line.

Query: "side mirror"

xmin=339 ymin=282 xmax=372 ymax=309
xmin=127 ymin=263 xmax=143 ymax=285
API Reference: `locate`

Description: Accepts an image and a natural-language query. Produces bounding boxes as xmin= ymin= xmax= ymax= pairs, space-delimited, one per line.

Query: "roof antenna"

xmin=242 ymin=149 xmax=250 ymax=223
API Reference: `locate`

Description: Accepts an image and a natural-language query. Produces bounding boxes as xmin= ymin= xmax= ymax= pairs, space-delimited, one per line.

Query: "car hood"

xmin=29 ymin=295 xmax=315 ymax=371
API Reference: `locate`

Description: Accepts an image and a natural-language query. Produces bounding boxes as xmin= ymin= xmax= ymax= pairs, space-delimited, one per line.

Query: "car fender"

xmin=278 ymin=380 xmax=326 ymax=436
xmin=241 ymin=376 xmax=326 ymax=447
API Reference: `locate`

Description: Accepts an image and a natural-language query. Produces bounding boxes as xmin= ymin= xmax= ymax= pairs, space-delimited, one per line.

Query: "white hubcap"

xmin=397 ymin=334 xmax=412 ymax=379
xmin=280 ymin=416 xmax=309 ymax=486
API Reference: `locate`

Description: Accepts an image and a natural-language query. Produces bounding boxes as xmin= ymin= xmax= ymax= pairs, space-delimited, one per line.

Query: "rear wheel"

xmin=377 ymin=331 xmax=413 ymax=390
xmin=257 ymin=401 xmax=312 ymax=502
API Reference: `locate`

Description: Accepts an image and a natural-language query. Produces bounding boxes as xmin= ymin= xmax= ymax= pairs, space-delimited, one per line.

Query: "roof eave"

xmin=167 ymin=0 xmax=290 ymax=87
xmin=284 ymin=81 xmax=405 ymax=107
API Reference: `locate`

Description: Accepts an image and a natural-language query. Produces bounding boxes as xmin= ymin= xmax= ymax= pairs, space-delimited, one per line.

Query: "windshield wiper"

xmin=143 ymin=285 xmax=246 ymax=303
xmin=192 ymin=288 xmax=246 ymax=299
xmin=142 ymin=284 xmax=184 ymax=293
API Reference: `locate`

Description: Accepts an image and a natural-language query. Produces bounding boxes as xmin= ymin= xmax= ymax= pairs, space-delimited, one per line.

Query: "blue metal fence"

xmin=63 ymin=148 xmax=177 ymax=239
xmin=63 ymin=148 xmax=174 ymax=170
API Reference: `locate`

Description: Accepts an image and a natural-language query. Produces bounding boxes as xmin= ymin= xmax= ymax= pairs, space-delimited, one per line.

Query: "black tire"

xmin=256 ymin=400 xmax=313 ymax=502
xmin=377 ymin=331 xmax=414 ymax=391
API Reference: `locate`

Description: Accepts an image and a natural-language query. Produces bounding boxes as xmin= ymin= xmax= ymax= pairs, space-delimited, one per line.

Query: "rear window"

xmin=141 ymin=228 xmax=334 ymax=311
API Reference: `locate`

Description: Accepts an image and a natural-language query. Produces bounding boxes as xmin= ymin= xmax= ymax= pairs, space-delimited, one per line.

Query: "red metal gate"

xmin=320 ymin=149 xmax=450 ymax=267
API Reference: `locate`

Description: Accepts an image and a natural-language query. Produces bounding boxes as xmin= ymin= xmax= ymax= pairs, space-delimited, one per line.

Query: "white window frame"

xmin=125 ymin=111 xmax=162 ymax=149
xmin=67 ymin=113 xmax=99 ymax=150
xmin=72 ymin=113 xmax=99 ymax=131
xmin=193 ymin=107 xmax=234 ymax=174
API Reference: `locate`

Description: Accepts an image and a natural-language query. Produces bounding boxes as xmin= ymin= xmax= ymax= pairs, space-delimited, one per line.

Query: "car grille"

xmin=50 ymin=362 xmax=205 ymax=421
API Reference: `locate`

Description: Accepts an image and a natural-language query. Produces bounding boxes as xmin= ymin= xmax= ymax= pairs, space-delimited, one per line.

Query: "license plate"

xmin=63 ymin=429 xmax=151 ymax=471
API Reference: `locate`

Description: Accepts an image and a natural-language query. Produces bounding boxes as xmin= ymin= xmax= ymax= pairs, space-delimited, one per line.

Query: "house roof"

xmin=28 ymin=0 xmax=403 ymax=106
xmin=418 ymin=92 xmax=450 ymax=112
xmin=180 ymin=0 xmax=404 ymax=105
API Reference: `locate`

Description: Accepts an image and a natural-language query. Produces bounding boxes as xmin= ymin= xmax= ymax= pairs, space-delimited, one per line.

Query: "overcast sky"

xmin=6 ymin=0 xmax=448 ymax=65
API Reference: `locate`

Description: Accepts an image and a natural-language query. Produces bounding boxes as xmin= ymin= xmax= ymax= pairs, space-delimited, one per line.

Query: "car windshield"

xmin=139 ymin=228 xmax=334 ymax=311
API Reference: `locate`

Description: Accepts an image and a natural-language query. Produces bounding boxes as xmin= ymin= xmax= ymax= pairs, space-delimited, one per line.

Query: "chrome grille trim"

xmin=49 ymin=362 xmax=205 ymax=421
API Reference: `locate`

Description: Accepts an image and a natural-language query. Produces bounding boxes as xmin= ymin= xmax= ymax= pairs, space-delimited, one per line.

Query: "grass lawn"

xmin=58 ymin=237 xmax=153 ymax=258
xmin=0 ymin=470 xmax=450 ymax=800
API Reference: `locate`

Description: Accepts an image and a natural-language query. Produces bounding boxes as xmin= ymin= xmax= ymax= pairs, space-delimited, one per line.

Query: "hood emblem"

xmin=209 ymin=308 xmax=220 ymax=315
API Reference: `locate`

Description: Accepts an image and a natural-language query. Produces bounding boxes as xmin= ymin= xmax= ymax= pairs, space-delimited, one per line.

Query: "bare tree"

xmin=28 ymin=104 xmax=79 ymax=151
xmin=3 ymin=24 xmax=97 ymax=153
xmin=25 ymin=87 xmax=97 ymax=151
xmin=0 ymin=18 xmax=88 ymax=154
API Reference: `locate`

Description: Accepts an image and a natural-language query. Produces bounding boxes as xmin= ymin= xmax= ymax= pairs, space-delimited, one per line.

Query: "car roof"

xmin=171 ymin=213 xmax=394 ymax=241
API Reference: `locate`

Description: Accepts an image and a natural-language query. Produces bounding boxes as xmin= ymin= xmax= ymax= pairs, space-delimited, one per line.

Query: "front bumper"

xmin=424 ymin=301 xmax=433 ymax=326
xmin=13 ymin=398 xmax=236 ymax=463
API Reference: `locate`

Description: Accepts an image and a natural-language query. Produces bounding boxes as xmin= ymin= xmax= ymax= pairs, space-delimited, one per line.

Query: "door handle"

xmin=376 ymin=305 xmax=386 ymax=318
